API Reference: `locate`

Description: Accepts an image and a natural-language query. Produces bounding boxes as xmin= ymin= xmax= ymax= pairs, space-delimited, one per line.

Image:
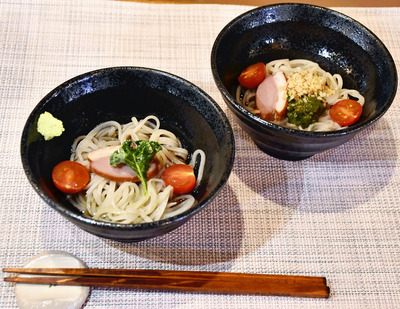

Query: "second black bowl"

xmin=211 ymin=4 xmax=397 ymax=160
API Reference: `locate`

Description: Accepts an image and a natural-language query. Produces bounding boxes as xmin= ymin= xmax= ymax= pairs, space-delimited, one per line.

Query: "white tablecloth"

xmin=0 ymin=1 xmax=399 ymax=308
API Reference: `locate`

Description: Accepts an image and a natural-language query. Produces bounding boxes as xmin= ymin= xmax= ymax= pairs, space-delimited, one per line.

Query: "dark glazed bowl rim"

xmin=21 ymin=66 xmax=235 ymax=232
xmin=211 ymin=3 xmax=398 ymax=138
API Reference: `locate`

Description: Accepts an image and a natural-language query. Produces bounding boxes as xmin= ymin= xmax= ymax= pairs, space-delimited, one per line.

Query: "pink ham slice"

xmin=255 ymin=71 xmax=288 ymax=121
xmin=88 ymin=145 xmax=160 ymax=183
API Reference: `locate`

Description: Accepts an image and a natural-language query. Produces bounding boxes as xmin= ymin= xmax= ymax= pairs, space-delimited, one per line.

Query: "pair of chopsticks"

xmin=3 ymin=268 xmax=329 ymax=298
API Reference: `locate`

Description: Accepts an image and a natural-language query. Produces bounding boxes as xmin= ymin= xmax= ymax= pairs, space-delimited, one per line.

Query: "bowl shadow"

xmin=104 ymin=140 xmax=298 ymax=265
xmin=234 ymin=118 xmax=397 ymax=214
xmin=296 ymin=119 xmax=398 ymax=213
xmin=104 ymin=185 xmax=246 ymax=266
xmin=65 ymin=118 xmax=396 ymax=263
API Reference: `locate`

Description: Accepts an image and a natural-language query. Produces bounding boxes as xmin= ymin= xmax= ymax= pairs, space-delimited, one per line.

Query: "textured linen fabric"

xmin=1 ymin=1 xmax=400 ymax=308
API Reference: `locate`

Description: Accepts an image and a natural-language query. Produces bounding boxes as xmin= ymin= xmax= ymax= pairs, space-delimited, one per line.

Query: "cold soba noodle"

xmin=236 ymin=59 xmax=365 ymax=131
xmin=69 ymin=115 xmax=206 ymax=224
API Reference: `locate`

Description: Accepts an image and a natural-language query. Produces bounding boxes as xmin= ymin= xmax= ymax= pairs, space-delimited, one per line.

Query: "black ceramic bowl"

xmin=21 ymin=67 xmax=235 ymax=242
xmin=211 ymin=3 xmax=397 ymax=160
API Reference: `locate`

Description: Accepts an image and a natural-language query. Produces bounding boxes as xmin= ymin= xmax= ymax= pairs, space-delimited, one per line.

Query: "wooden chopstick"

xmin=3 ymin=268 xmax=330 ymax=298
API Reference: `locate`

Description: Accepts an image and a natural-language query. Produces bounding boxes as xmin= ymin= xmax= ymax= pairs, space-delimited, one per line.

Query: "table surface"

xmin=132 ymin=0 xmax=400 ymax=6
xmin=1 ymin=1 xmax=399 ymax=308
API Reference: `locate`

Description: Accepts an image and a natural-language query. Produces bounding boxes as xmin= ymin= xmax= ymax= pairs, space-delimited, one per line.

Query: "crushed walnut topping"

xmin=286 ymin=70 xmax=334 ymax=101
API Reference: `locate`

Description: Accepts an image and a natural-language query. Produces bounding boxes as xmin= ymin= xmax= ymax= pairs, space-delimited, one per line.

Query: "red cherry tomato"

xmin=52 ymin=161 xmax=90 ymax=194
xmin=238 ymin=62 xmax=266 ymax=88
xmin=329 ymin=99 xmax=363 ymax=126
xmin=162 ymin=164 xmax=196 ymax=194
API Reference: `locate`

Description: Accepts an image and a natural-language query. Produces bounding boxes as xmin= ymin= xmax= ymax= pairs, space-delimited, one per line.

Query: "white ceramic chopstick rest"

xmin=14 ymin=250 xmax=90 ymax=309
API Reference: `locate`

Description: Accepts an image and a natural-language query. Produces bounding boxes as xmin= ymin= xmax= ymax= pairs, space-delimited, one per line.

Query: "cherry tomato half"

xmin=329 ymin=99 xmax=363 ymax=126
xmin=162 ymin=164 xmax=196 ymax=195
xmin=238 ymin=62 xmax=266 ymax=89
xmin=52 ymin=161 xmax=90 ymax=194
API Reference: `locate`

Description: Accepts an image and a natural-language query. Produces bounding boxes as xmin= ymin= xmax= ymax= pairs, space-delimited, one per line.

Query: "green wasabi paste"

xmin=37 ymin=111 xmax=65 ymax=140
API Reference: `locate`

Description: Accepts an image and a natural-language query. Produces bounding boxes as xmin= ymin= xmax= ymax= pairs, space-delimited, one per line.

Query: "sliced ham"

xmin=255 ymin=71 xmax=288 ymax=121
xmin=88 ymin=146 xmax=160 ymax=183
xmin=87 ymin=145 xmax=120 ymax=162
